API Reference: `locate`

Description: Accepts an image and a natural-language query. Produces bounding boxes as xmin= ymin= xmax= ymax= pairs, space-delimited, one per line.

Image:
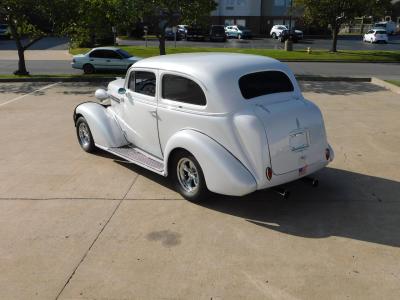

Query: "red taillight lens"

xmin=325 ymin=148 xmax=330 ymax=160
xmin=266 ymin=167 xmax=273 ymax=181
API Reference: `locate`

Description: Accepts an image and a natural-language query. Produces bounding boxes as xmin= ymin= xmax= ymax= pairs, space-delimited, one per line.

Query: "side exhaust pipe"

xmin=272 ymin=187 xmax=290 ymax=200
xmin=302 ymin=177 xmax=319 ymax=187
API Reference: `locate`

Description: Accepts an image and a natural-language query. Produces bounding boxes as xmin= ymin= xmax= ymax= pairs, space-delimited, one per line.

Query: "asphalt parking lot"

xmin=0 ymin=81 xmax=399 ymax=299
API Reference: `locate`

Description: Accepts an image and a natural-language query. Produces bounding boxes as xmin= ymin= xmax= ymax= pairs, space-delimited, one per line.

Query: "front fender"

xmin=74 ymin=102 xmax=127 ymax=148
xmin=164 ymin=130 xmax=257 ymax=196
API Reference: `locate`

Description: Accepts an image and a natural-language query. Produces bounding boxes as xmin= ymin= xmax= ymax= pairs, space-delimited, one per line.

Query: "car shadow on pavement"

xmin=202 ymin=167 xmax=400 ymax=248
xmin=300 ymin=81 xmax=387 ymax=95
xmin=106 ymin=150 xmax=400 ymax=248
xmin=0 ymin=82 xmax=48 ymax=95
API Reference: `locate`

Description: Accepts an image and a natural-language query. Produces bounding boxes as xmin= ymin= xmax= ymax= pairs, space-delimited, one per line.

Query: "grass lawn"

xmin=385 ymin=80 xmax=400 ymax=87
xmin=70 ymin=46 xmax=400 ymax=62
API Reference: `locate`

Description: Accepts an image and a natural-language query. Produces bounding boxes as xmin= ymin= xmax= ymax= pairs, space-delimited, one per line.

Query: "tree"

xmin=66 ymin=0 xmax=140 ymax=48
xmin=296 ymin=0 xmax=395 ymax=52
xmin=0 ymin=0 xmax=73 ymax=75
xmin=295 ymin=0 xmax=365 ymax=52
xmin=137 ymin=0 xmax=217 ymax=55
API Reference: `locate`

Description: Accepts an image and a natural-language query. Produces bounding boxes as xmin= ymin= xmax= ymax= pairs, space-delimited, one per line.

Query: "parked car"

xmin=186 ymin=26 xmax=206 ymax=41
xmin=73 ymin=53 xmax=334 ymax=201
xmin=209 ymin=25 xmax=227 ymax=42
xmin=165 ymin=27 xmax=185 ymax=40
xmin=373 ymin=21 xmax=396 ymax=35
xmin=363 ymin=29 xmax=388 ymax=43
xmin=225 ymin=25 xmax=252 ymax=39
xmin=270 ymin=25 xmax=303 ymax=40
xmin=0 ymin=24 xmax=11 ymax=39
xmin=71 ymin=47 xmax=142 ymax=74
xmin=278 ymin=29 xmax=299 ymax=43
xmin=177 ymin=25 xmax=188 ymax=38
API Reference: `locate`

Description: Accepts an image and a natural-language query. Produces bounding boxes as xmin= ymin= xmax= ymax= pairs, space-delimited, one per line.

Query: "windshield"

xmin=237 ymin=25 xmax=247 ymax=30
xmin=116 ymin=49 xmax=132 ymax=58
xmin=0 ymin=24 xmax=7 ymax=30
xmin=376 ymin=30 xmax=387 ymax=34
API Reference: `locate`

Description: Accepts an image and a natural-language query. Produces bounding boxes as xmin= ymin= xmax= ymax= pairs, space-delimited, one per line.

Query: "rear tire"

xmin=170 ymin=150 xmax=210 ymax=202
xmin=76 ymin=116 xmax=96 ymax=153
xmin=83 ymin=64 xmax=95 ymax=74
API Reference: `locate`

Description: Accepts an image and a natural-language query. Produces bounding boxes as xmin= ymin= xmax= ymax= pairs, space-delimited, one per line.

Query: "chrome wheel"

xmin=177 ymin=158 xmax=199 ymax=193
xmin=78 ymin=122 xmax=90 ymax=148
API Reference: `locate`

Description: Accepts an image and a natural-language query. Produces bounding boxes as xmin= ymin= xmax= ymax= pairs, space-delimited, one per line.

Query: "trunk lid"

xmin=254 ymin=97 xmax=327 ymax=175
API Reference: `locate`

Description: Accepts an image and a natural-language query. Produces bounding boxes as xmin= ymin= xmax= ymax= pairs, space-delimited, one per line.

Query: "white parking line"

xmin=0 ymin=82 xmax=60 ymax=107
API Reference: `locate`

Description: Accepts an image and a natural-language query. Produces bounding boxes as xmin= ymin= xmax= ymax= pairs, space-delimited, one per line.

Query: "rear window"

xmin=239 ymin=71 xmax=294 ymax=99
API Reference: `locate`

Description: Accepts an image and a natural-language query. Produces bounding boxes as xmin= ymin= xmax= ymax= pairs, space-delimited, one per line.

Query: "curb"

xmin=371 ymin=77 xmax=400 ymax=94
xmin=296 ymin=76 xmax=371 ymax=82
xmin=281 ymin=60 xmax=399 ymax=63
xmin=0 ymin=77 xmax=118 ymax=83
xmin=0 ymin=75 xmax=372 ymax=83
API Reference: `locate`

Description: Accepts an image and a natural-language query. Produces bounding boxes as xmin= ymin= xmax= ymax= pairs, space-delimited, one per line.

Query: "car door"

xmin=88 ymin=50 xmax=109 ymax=69
xmin=117 ymin=69 xmax=162 ymax=158
xmin=100 ymin=50 xmax=127 ymax=70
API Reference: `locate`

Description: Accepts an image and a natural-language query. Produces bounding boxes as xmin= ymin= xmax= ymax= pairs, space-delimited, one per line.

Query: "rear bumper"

xmin=256 ymin=144 xmax=334 ymax=191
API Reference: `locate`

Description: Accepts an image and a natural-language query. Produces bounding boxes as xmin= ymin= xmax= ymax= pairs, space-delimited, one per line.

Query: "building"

xmin=211 ymin=0 xmax=299 ymax=35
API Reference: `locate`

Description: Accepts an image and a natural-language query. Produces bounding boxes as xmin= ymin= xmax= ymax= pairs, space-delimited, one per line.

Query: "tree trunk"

xmin=159 ymin=33 xmax=166 ymax=55
xmin=330 ymin=25 xmax=340 ymax=52
xmin=15 ymin=44 xmax=29 ymax=75
xmin=9 ymin=23 xmax=29 ymax=75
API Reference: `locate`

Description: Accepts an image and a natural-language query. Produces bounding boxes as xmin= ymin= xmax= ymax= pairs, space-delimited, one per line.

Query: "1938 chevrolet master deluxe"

xmin=73 ymin=53 xmax=334 ymax=201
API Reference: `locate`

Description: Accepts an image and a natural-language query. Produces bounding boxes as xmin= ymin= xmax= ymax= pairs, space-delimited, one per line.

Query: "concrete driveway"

xmin=0 ymin=81 xmax=399 ymax=299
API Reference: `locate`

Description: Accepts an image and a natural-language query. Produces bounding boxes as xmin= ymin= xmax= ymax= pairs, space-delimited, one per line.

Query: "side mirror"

xmin=95 ymin=89 xmax=109 ymax=101
xmin=118 ymin=87 xmax=126 ymax=95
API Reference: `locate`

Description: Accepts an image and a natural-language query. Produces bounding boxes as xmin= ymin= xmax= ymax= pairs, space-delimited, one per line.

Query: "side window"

xmin=129 ymin=71 xmax=156 ymax=97
xmin=89 ymin=50 xmax=103 ymax=58
xmin=104 ymin=50 xmax=122 ymax=59
xmin=162 ymin=74 xmax=206 ymax=106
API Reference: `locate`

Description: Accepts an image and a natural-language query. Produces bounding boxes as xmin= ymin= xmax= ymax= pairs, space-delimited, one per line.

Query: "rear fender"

xmin=164 ymin=130 xmax=257 ymax=196
xmin=74 ymin=102 xmax=127 ymax=148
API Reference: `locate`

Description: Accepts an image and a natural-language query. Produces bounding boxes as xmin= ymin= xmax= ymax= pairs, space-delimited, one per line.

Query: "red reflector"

xmin=266 ymin=167 xmax=273 ymax=181
xmin=325 ymin=148 xmax=330 ymax=160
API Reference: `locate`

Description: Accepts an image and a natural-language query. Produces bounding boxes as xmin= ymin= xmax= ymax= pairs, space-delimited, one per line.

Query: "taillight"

xmin=266 ymin=167 xmax=273 ymax=181
xmin=325 ymin=148 xmax=331 ymax=161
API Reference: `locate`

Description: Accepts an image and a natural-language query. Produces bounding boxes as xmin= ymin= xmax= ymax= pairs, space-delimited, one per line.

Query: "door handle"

xmin=106 ymin=60 xmax=111 ymax=62
xmin=90 ymin=59 xmax=94 ymax=61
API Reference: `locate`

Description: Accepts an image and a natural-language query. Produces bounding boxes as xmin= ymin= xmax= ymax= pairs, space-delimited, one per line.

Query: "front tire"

xmin=170 ymin=150 xmax=209 ymax=202
xmin=271 ymin=32 xmax=276 ymax=39
xmin=76 ymin=116 xmax=96 ymax=153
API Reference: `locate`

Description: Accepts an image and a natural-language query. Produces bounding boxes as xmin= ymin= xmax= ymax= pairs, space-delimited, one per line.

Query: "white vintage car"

xmin=73 ymin=53 xmax=334 ymax=201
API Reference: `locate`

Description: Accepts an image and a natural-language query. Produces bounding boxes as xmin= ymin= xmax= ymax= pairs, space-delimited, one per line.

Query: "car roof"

xmin=134 ymin=52 xmax=282 ymax=75
xmin=91 ymin=47 xmax=120 ymax=51
xmin=133 ymin=53 xmax=299 ymax=113
xmin=371 ymin=28 xmax=387 ymax=32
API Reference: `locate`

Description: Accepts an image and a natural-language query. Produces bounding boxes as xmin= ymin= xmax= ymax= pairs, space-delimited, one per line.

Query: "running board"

xmin=106 ymin=146 xmax=165 ymax=175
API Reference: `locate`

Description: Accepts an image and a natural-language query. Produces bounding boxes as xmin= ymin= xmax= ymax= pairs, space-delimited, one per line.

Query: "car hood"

xmin=73 ymin=54 xmax=85 ymax=59
xmin=107 ymin=78 xmax=125 ymax=100
xmin=127 ymin=56 xmax=142 ymax=62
